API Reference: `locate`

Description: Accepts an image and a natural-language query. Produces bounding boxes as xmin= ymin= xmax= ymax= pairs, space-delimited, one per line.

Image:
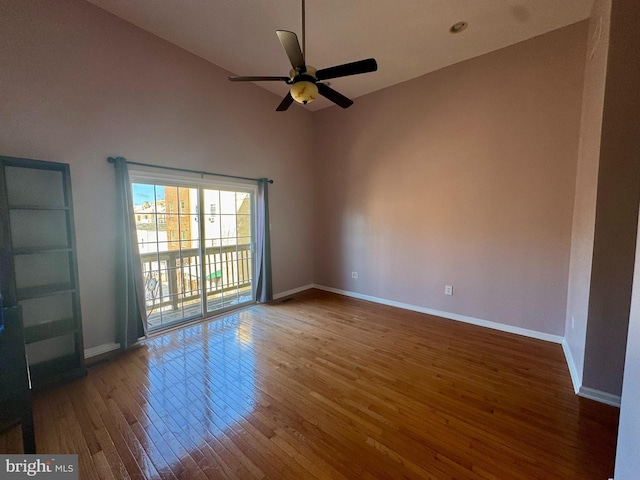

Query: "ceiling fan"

xmin=229 ymin=0 xmax=378 ymax=111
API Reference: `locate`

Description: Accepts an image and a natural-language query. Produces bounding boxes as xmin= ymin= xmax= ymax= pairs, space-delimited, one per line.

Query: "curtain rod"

xmin=107 ymin=157 xmax=273 ymax=184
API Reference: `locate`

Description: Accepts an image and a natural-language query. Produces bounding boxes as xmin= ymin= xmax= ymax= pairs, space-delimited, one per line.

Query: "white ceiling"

xmin=85 ymin=0 xmax=593 ymax=111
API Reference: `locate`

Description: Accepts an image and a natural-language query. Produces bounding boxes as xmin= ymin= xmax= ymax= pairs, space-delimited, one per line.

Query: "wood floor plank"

xmin=1 ymin=289 xmax=619 ymax=479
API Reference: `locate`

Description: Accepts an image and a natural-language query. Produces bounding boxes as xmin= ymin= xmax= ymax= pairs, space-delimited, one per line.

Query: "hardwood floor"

xmin=1 ymin=289 xmax=619 ymax=479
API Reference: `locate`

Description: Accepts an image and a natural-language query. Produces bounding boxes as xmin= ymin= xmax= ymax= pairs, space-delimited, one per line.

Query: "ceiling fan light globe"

xmin=290 ymin=81 xmax=318 ymax=105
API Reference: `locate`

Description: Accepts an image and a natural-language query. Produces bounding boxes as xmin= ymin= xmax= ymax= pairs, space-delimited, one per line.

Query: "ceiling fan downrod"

xmin=301 ymin=0 xmax=306 ymax=61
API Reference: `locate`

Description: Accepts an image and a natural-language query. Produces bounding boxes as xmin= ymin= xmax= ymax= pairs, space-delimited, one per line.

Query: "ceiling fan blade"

xmin=317 ymin=83 xmax=353 ymax=109
xmin=276 ymin=92 xmax=295 ymax=111
xmin=316 ymin=58 xmax=378 ymax=81
xmin=229 ymin=76 xmax=290 ymax=82
xmin=276 ymin=30 xmax=306 ymax=72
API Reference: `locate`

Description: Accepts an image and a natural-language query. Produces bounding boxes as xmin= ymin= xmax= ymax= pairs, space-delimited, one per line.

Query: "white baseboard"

xmin=562 ymin=338 xmax=581 ymax=394
xmin=273 ymin=284 xmax=315 ymax=300
xmin=85 ymin=342 xmax=121 ymax=358
xmin=578 ymin=386 xmax=621 ymax=408
xmin=561 ymin=339 xmax=621 ymax=407
xmin=313 ymin=284 xmax=564 ymax=344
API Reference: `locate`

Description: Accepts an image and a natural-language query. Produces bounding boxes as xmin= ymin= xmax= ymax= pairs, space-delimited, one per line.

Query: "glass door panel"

xmin=132 ymin=182 xmax=202 ymax=330
xmin=202 ymin=188 xmax=254 ymax=314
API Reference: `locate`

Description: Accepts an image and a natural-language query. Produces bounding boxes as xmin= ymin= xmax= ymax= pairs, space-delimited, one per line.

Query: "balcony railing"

xmin=139 ymin=243 xmax=253 ymax=328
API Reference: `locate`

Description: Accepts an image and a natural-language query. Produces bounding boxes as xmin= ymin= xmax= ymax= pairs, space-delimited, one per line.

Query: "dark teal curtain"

xmin=256 ymin=178 xmax=273 ymax=303
xmin=112 ymin=157 xmax=148 ymax=349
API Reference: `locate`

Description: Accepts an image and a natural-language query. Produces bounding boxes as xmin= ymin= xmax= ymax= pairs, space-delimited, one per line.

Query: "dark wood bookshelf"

xmin=1 ymin=155 xmax=86 ymax=391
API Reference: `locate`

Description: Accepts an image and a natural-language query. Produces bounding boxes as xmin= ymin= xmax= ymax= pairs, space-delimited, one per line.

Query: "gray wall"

xmin=582 ymin=0 xmax=640 ymax=396
xmin=564 ymin=0 xmax=611 ymax=388
xmin=312 ymin=23 xmax=587 ymax=337
xmin=611 ymin=0 xmax=640 ymax=475
xmin=565 ymin=0 xmax=640 ymax=398
xmin=616 ymin=205 xmax=640 ymax=478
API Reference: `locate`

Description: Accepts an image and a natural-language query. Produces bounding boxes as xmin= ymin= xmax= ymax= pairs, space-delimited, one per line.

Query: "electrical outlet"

xmin=445 ymin=285 xmax=453 ymax=295
xmin=352 ymin=271 xmax=358 ymax=279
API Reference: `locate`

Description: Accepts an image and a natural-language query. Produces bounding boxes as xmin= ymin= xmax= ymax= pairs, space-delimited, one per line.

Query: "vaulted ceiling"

xmin=86 ymin=0 xmax=593 ymax=110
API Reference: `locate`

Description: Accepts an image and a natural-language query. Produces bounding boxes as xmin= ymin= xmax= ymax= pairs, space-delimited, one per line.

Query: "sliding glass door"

xmin=201 ymin=188 xmax=254 ymax=314
xmin=130 ymin=173 xmax=256 ymax=331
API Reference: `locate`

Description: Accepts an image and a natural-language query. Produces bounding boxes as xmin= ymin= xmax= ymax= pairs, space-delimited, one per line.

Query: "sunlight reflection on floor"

xmin=143 ymin=313 xmax=256 ymax=442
